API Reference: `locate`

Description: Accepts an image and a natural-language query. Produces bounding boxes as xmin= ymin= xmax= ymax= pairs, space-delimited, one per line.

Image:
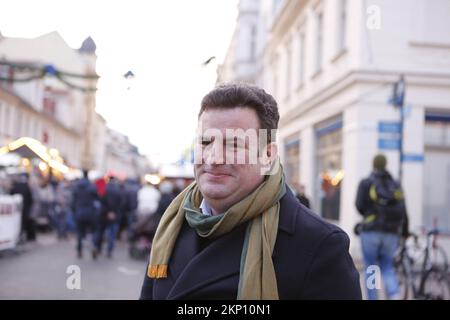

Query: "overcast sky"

xmin=0 ymin=0 xmax=239 ymax=165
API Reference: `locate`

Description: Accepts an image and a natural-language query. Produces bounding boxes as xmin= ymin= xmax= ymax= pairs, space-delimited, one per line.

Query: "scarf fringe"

xmin=147 ymin=265 xmax=168 ymax=279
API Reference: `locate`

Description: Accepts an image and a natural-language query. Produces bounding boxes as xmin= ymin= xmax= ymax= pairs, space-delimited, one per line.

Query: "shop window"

xmin=284 ymin=137 xmax=300 ymax=187
xmin=315 ymin=117 xmax=343 ymax=221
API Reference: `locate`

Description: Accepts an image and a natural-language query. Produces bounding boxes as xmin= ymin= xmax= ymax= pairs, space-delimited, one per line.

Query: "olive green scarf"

xmin=147 ymin=159 xmax=286 ymax=300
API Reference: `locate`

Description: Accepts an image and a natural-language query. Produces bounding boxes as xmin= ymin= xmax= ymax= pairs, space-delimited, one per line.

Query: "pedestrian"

xmin=294 ymin=183 xmax=310 ymax=209
xmin=136 ymin=179 xmax=161 ymax=224
xmin=155 ymin=180 xmax=176 ymax=219
xmin=54 ymin=179 xmax=72 ymax=240
xmin=140 ymin=83 xmax=361 ymax=300
xmin=124 ymin=178 xmax=140 ymax=241
xmin=10 ymin=173 xmax=35 ymax=242
xmin=72 ymin=170 xmax=100 ymax=259
xmin=355 ymin=154 xmax=409 ymax=300
xmin=136 ymin=180 xmax=175 ymax=242
xmin=101 ymin=175 xmax=124 ymax=258
xmin=117 ymin=179 xmax=130 ymax=241
xmin=36 ymin=178 xmax=55 ymax=232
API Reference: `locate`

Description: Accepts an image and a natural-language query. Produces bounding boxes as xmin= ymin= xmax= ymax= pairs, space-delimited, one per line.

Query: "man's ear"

xmin=260 ymin=142 xmax=278 ymax=167
xmin=266 ymin=142 xmax=278 ymax=162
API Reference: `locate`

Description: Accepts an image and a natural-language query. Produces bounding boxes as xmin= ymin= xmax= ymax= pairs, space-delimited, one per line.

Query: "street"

xmin=0 ymin=234 xmax=147 ymax=299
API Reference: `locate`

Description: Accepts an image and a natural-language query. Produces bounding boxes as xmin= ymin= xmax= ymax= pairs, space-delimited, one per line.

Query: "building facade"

xmin=0 ymin=31 xmax=152 ymax=180
xmin=101 ymin=127 xmax=152 ymax=180
xmin=218 ymin=0 xmax=450 ymax=257
xmin=0 ymin=31 xmax=101 ymax=171
xmin=217 ymin=0 xmax=260 ymax=84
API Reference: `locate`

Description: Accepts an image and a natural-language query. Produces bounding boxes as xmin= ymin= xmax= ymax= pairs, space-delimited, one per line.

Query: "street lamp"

xmin=124 ymin=70 xmax=135 ymax=90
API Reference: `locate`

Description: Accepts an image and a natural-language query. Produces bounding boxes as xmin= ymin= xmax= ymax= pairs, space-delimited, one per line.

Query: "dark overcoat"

xmin=140 ymin=188 xmax=362 ymax=300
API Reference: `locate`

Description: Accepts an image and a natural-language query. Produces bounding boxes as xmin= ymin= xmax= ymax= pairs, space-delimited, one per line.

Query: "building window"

xmin=22 ymin=115 xmax=28 ymax=137
xmin=0 ymin=65 xmax=14 ymax=91
xmin=0 ymin=102 xmax=3 ymax=135
xmin=315 ymin=117 xmax=343 ymax=221
xmin=284 ymin=137 xmax=300 ymax=187
xmin=425 ymin=113 xmax=450 ymax=147
xmin=315 ymin=12 xmax=324 ymax=72
xmin=15 ymin=110 xmax=22 ymax=138
xmin=424 ymin=112 xmax=450 ymax=231
xmin=298 ymin=31 xmax=305 ymax=87
xmin=250 ymin=25 xmax=257 ymax=59
xmin=272 ymin=56 xmax=280 ymax=101
xmin=337 ymin=0 xmax=347 ymax=53
xmin=273 ymin=0 xmax=283 ymax=15
xmin=285 ymin=41 xmax=292 ymax=100
xmin=42 ymin=86 xmax=58 ymax=117
xmin=31 ymin=118 xmax=36 ymax=138
xmin=4 ymin=106 xmax=11 ymax=136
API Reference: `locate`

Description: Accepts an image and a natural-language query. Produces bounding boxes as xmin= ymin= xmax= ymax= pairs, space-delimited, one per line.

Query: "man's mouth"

xmin=203 ymin=170 xmax=232 ymax=179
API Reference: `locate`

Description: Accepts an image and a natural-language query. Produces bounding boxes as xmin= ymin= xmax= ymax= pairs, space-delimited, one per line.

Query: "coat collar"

xmin=278 ymin=187 xmax=298 ymax=235
xmin=163 ymin=223 xmax=245 ymax=299
xmin=155 ymin=185 xmax=298 ymax=299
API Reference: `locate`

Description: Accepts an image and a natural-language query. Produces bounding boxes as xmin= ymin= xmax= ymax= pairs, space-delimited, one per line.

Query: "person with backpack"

xmin=355 ymin=154 xmax=409 ymax=300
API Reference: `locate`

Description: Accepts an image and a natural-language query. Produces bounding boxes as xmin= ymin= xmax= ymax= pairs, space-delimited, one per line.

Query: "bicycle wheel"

xmin=422 ymin=268 xmax=450 ymax=300
xmin=395 ymin=253 xmax=412 ymax=300
xmin=396 ymin=266 xmax=410 ymax=299
xmin=428 ymin=245 xmax=449 ymax=270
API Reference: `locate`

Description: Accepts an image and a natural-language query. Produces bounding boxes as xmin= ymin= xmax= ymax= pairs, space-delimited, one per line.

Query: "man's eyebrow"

xmin=198 ymin=135 xmax=214 ymax=141
xmin=224 ymin=136 xmax=249 ymax=147
xmin=224 ymin=136 xmax=245 ymax=142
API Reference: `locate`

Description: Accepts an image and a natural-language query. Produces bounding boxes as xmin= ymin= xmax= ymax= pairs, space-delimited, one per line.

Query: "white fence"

xmin=0 ymin=194 xmax=22 ymax=251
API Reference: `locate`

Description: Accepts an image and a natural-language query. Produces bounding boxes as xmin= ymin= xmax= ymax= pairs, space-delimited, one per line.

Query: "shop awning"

xmin=0 ymin=137 xmax=68 ymax=173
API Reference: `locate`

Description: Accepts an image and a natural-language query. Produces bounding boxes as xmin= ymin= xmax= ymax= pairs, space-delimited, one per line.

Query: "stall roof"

xmin=0 ymin=137 xmax=68 ymax=173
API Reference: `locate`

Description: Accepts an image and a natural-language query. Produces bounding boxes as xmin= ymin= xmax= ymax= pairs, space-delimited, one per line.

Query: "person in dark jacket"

xmin=101 ymin=176 xmax=125 ymax=258
xmin=124 ymin=178 xmax=140 ymax=241
xmin=355 ymin=154 xmax=409 ymax=300
xmin=140 ymin=84 xmax=361 ymax=300
xmin=10 ymin=173 xmax=35 ymax=242
xmin=294 ymin=183 xmax=310 ymax=209
xmin=141 ymin=180 xmax=176 ymax=240
xmin=72 ymin=170 xmax=100 ymax=259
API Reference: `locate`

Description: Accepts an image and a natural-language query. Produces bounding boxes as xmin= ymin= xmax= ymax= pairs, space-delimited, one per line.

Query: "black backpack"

xmin=369 ymin=176 xmax=406 ymax=232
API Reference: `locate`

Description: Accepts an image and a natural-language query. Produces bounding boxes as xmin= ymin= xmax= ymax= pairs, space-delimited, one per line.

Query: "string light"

xmin=0 ymin=60 xmax=98 ymax=92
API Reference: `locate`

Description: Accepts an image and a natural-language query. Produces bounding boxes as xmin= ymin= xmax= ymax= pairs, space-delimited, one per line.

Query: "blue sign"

xmin=378 ymin=139 xmax=400 ymax=150
xmin=402 ymin=154 xmax=424 ymax=162
xmin=378 ymin=122 xmax=401 ymax=134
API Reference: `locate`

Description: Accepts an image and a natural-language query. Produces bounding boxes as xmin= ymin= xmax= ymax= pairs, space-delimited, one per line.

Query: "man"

xmin=124 ymin=178 xmax=140 ymax=241
xmin=101 ymin=175 xmax=125 ymax=258
xmin=355 ymin=154 xmax=409 ymax=300
xmin=72 ymin=170 xmax=100 ymax=259
xmin=54 ymin=179 xmax=72 ymax=240
xmin=294 ymin=183 xmax=310 ymax=209
xmin=10 ymin=173 xmax=35 ymax=242
xmin=140 ymin=83 xmax=361 ymax=300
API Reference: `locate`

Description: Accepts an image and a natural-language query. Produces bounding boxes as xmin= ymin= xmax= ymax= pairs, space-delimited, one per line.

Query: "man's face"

xmin=194 ymin=107 xmax=269 ymax=208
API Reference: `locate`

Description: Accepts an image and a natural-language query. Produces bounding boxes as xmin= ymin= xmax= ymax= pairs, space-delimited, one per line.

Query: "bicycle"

xmin=395 ymin=227 xmax=450 ymax=300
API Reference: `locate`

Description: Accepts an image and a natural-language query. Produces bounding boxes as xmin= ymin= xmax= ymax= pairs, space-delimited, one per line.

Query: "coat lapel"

xmin=165 ymin=223 xmax=246 ymax=300
xmin=154 ymin=187 xmax=297 ymax=300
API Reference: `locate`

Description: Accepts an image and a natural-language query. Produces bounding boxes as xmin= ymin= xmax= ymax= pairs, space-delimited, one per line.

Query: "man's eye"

xmin=229 ymin=142 xmax=245 ymax=149
xmin=201 ymin=140 xmax=211 ymax=146
xmin=226 ymin=143 xmax=240 ymax=151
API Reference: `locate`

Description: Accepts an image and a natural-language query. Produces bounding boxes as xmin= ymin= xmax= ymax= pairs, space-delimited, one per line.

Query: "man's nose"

xmin=203 ymin=143 xmax=225 ymax=165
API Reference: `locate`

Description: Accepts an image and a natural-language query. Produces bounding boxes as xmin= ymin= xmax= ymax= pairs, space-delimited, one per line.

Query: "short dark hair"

xmin=373 ymin=154 xmax=387 ymax=170
xmin=199 ymin=83 xmax=279 ymax=143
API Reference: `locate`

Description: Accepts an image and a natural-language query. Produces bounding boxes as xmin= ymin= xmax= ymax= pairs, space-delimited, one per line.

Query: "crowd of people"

xmin=1 ymin=170 xmax=187 ymax=260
